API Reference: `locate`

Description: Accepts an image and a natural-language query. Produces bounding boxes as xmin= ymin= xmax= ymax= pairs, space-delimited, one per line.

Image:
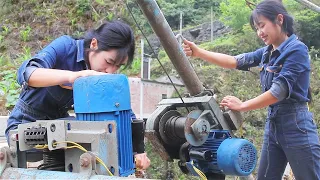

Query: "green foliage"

xmin=200 ymin=25 xmax=262 ymax=56
xmin=95 ymin=0 xmax=106 ymax=5
xmin=120 ymin=58 xmax=141 ymax=76
xmin=294 ymin=9 xmax=320 ymax=48
xmin=0 ymin=69 xmax=20 ymax=108
xmin=126 ymin=0 xmax=222 ymax=35
xmin=219 ymin=0 xmax=252 ymax=31
xmin=1 ymin=25 xmax=10 ymax=36
xmin=20 ymin=25 xmax=32 ymax=42
xmin=309 ymin=47 xmax=320 ymax=127
xmin=16 ymin=46 xmax=32 ymax=63
xmin=76 ymin=0 xmax=90 ymax=16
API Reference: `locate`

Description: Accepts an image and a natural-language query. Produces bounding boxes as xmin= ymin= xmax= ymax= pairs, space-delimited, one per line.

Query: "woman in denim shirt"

xmin=5 ymin=20 xmax=150 ymax=170
xmin=183 ymin=1 xmax=319 ymax=179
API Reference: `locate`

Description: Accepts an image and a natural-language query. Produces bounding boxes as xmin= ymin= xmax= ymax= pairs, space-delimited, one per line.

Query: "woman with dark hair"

xmin=183 ymin=0 xmax=319 ymax=179
xmin=5 ymin=20 xmax=150 ymax=170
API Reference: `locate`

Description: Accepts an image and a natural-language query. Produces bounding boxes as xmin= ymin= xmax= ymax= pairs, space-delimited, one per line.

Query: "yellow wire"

xmin=34 ymin=144 xmax=48 ymax=149
xmin=191 ymin=161 xmax=207 ymax=180
xmin=33 ymin=141 xmax=113 ymax=176
xmin=55 ymin=141 xmax=113 ymax=176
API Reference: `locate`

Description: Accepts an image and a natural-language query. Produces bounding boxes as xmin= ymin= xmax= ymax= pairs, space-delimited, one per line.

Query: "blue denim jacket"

xmin=6 ymin=35 xmax=137 ymax=138
xmin=235 ymin=34 xmax=310 ymax=105
xmin=5 ymin=36 xmax=86 ymax=137
xmin=18 ymin=36 xmax=87 ymax=117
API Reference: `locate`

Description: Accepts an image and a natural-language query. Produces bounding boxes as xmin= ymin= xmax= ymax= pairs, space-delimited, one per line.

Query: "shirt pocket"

xmin=266 ymin=64 xmax=282 ymax=78
xmin=263 ymin=64 xmax=283 ymax=90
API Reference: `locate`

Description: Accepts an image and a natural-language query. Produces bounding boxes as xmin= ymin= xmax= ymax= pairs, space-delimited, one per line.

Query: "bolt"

xmin=115 ymin=103 xmax=120 ymax=107
xmin=50 ymin=124 xmax=56 ymax=132
xmin=0 ymin=152 xmax=5 ymax=161
xmin=202 ymin=125 xmax=207 ymax=132
xmin=80 ymin=157 xmax=89 ymax=167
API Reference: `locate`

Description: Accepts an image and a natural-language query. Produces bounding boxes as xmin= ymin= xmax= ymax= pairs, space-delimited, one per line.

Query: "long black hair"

xmin=250 ymin=0 xmax=294 ymax=36
xmin=84 ymin=20 xmax=135 ymax=69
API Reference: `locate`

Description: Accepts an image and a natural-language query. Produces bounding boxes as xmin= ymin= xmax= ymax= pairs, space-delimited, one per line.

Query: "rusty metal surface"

xmin=136 ymin=0 xmax=204 ymax=96
xmin=145 ymin=131 xmax=171 ymax=161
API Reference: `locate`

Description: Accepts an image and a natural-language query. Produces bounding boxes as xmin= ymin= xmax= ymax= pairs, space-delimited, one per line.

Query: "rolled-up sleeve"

xmin=17 ymin=36 xmax=70 ymax=87
xmin=269 ymin=81 xmax=288 ymax=101
xmin=234 ymin=47 xmax=265 ymax=71
xmin=272 ymin=43 xmax=310 ymax=99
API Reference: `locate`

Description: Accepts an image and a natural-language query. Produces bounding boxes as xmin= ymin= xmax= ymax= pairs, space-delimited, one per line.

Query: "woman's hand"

xmin=69 ymin=70 xmax=106 ymax=84
xmin=134 ymin=152 xmax=151 ymax=170
xmin=183 ymin=39 xmax=201 ymax=57
xmin=220 ymin=96 xmax=245 ymax=111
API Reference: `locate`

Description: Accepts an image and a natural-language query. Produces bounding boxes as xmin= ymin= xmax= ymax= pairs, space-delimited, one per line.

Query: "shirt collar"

xmin=276 ymin=34 xmax=297 ymax=53
xmin=76 ymin=39 xmax=85 ymax=63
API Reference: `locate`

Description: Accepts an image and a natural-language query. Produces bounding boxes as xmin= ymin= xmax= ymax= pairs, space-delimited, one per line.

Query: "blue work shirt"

xmin=6 ymin=35 xmax=137 ymax=139
xmin=5 ymin=36 xmax=87 ymax=137
xmin=235 ymin=34 xmax=310 ymax=105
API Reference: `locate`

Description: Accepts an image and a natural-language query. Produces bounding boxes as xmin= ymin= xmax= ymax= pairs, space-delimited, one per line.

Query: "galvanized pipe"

xmin=1 ymin=168 xmax=120 ymax=179
xmin=136 ymin=0 xmax=204 ymax=96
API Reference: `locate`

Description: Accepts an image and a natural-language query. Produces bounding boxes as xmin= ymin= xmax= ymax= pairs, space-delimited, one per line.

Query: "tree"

xmin=219 ymin=0 xmax=252 ymax=31
xmin=295 ymin=9 xmax=320 ymax=48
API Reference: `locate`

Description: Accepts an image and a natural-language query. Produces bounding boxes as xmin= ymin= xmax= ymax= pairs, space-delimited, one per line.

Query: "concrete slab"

xmin=0 ymin=116 xmax=7 ymax=137
xmin=0 ymin=136 xmax=7 ymax=148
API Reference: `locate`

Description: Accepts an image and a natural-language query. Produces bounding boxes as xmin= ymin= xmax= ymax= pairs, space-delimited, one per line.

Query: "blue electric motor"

xmin=73 ymin=74 xmax=135 ymax=176
xmin=187 ymin=130 xmax=257 ymax=176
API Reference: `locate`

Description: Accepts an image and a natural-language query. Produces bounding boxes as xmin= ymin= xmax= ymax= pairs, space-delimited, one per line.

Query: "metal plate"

xmin=184 ymin=110 xmax=207 ymax=146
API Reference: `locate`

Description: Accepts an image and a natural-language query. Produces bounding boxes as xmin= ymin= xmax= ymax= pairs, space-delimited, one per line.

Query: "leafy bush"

xmin=295 ymin=9 xmax=320 ymax=48
xmin=219 ymin=0 xmax=252 ymax=31
xmin=0 ymin=69 xmax=20 ymax=108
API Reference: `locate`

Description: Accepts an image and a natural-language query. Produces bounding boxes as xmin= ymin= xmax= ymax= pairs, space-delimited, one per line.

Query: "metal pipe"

xmin=136 ymin=0 xmax=204 ymax=96
xmin=0 ymin=168 xmax=121 ymax=179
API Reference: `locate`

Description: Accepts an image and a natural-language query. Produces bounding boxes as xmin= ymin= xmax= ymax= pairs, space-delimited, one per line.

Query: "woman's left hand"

xmin=134 ymin=153 xmax=151 ymax=170
xmin=220 ymin=96 xmax=244 ymax=111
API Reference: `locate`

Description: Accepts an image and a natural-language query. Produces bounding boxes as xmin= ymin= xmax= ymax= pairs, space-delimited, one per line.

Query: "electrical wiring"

xmin=33 ymin=141 xmax=113 ymax=176
xmin=191 ymin=161 xmax=208 ymax=180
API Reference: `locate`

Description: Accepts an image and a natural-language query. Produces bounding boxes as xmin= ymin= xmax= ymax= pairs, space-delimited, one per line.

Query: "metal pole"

xmin=148 ymin=58 xmax=151 ymax=80
xmin=140 ymin=39 xmax=144 ymax=119
xmin=179 ymin=12 xmax=183 ymax=45
xmin=136 ymin=0 xmax=204 ymax=96
xmin=211 ymin=6 xmax=213 ymax=42
xmin=294 ymin=0 xmax=320 ymax=13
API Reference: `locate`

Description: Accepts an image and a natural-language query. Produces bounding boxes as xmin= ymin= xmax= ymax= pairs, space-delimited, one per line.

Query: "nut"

xmin=80 ymin=157 xmax=89 ymax=167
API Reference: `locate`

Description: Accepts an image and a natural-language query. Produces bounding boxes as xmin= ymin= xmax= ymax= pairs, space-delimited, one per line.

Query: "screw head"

xmin=50 ymin=124 xmax=56 ymax=132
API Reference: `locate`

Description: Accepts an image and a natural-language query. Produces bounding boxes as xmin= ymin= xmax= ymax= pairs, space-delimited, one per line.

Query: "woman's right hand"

xmin=69 ymin=70 xmax=106 ymax=83
xmin=183 ymin=39 xmax=200 ymax=57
